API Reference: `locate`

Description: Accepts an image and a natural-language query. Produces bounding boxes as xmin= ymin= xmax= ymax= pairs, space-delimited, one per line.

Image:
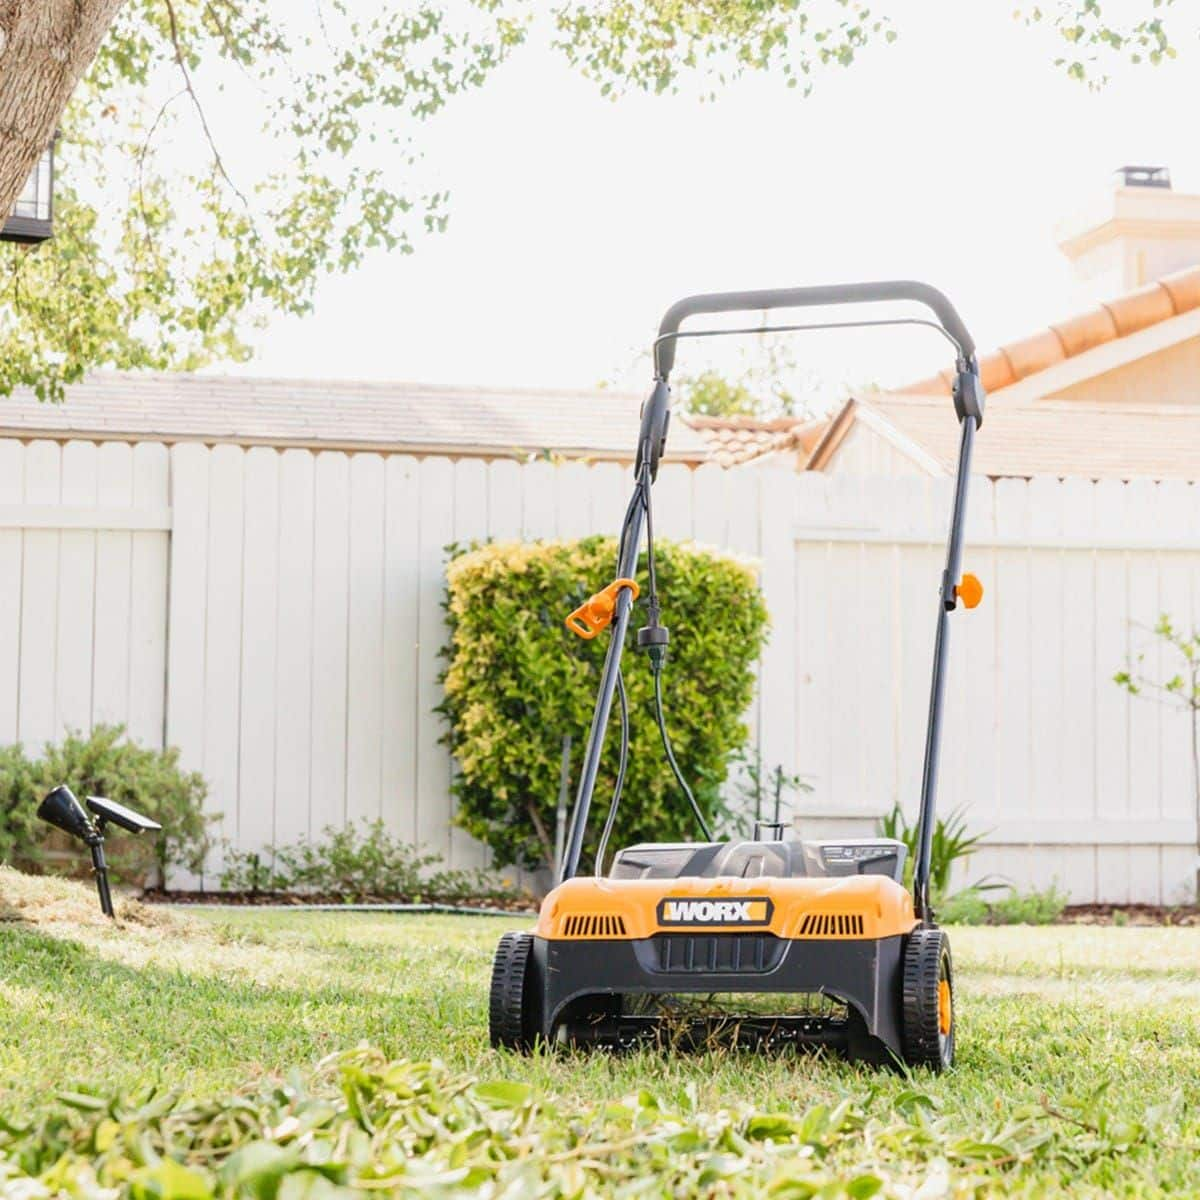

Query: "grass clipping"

xmin=0 ymin=1047 xmax=1180 ymax=1199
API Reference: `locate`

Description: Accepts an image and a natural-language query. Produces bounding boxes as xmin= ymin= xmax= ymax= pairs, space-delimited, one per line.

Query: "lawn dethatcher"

xmin=490 ymin=282 xmax=985 ymax=1069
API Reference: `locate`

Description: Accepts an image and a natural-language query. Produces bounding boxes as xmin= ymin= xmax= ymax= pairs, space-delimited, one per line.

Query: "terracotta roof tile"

xmin=1050 ymin=306 xmax=1118 ymax=358
xmin=1102 ymin=280 xmax=1176 ymax=337
xmin=898 ymin=263 xmax=1200 ymax=397
xmin=681 ymin=412 xmax=829 ymax=465
xmin=1158 ymin=265 xmax=1200 ymax=313
xmin=1002 ymin=327 xmax=1067 ymax=381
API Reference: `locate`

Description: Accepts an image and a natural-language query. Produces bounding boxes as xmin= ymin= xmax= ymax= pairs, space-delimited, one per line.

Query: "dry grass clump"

xmin=0 ymin=864 xmax=183 ymax=932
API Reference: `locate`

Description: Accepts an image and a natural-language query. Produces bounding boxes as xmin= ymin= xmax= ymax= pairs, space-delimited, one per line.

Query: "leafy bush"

xmin=877 ymin=803 xmax=989 ymax=900
xmin=940 ymin=884 xmax=1068 ymax=926
xmin=439 ymin=536 xmax=770 ymax=869
xmin=218 ymin=820 xmax=515 ymax=903
xmin=0 ymin=724 xmax=212 ymax=887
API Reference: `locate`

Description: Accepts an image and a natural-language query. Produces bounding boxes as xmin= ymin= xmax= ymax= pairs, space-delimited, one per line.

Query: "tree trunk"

xmin=0 ymin=0 xmax=125 ymax=217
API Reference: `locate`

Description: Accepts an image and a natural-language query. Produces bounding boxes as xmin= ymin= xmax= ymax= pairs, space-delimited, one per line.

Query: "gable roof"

xmin=679 ymin=412 xmax=828 ymax=465
xmin=808 ymin=394 xmax=1200 ymax=481
xmin=899 ymin=264 xmax=1200 ymax=397
xmin=0 ymin=372 xmax=710 ymax=462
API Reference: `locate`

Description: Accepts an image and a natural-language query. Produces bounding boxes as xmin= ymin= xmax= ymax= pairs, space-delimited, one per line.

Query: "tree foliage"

xmin=1 ymin=0 xmax=1189 ymax=400
xmin=1 ymin=0 xmax=527 ymax=399
xmin=439 ymin=536 xmax=769 ymax=870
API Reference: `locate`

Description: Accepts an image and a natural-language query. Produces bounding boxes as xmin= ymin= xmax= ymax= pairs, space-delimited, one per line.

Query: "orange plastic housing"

xmin=536 ymin=874 xmax=917 ymax=941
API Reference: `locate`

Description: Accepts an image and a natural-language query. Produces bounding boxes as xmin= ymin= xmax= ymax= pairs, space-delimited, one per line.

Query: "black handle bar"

xmin=655 ymin=280 xmax=975 ymax=376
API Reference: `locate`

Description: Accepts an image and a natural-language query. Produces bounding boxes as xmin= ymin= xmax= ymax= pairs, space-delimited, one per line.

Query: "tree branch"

xmin=161 ymin=0 xmax=247 ymax=206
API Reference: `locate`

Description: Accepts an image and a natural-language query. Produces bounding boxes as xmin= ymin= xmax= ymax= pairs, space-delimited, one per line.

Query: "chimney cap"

xmin=1114 ymin=165 xmax=1172 ymax=190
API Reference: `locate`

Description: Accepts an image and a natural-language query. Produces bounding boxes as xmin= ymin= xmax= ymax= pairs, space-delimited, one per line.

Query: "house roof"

xmin=0 ymin=372 xmax=710 ymax=462
xmin=679 ymin=412 xmax=829 ymax=465
xmin=899 ymin=264 xmax=1200 ymax=397
xmin=807 ymin=394 xmax=1200 ymax=481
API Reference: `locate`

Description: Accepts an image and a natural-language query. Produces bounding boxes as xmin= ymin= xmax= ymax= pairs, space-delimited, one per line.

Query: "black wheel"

xmin=901 ymin=927 xmax=954 ymax=1071
xmin=489 ymin=931 xmax=537 ymax=1051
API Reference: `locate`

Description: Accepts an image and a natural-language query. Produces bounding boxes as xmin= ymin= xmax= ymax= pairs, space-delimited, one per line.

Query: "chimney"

xmin=1056 ymin=166 xmax=1200 ymax=295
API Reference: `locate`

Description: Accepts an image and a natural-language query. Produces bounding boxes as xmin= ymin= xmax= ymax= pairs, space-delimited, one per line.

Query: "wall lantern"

xmin=1 ymin=136 xmax=56 ymax=245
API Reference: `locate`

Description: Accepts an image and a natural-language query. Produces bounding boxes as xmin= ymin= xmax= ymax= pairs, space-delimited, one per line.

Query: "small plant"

xmin=0 ymin=724 xmax=213 ymax=887
xmin=218 ymin=820 xmax=515 ymax=904
xmin=1115 ymin=613 xmax=1200 ymax=902
xmin=726 ymin=747 xmax=812 ymax=834
xmin=877 ymin=803 xmax=989 ymax=900
xmin=940 ymin=884 xmax=1068 ymax=926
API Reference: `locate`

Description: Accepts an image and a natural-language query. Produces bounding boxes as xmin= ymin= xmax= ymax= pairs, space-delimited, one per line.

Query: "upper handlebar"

xmin=654 ymin=280 xmax=976 ymax=376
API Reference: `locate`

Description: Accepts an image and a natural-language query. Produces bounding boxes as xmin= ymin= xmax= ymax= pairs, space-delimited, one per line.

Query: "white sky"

xmin=238 ymin=0 xmax=1200 ymax=405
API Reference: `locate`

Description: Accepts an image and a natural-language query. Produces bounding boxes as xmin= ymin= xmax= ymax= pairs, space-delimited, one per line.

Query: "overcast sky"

xmin=238 ymin=1 xmax=1200 ymax=406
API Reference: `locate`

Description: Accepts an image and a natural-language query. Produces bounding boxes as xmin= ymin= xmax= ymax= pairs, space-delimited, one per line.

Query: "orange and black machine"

xmin=489 ymin=282 xmax=985 ymax=1070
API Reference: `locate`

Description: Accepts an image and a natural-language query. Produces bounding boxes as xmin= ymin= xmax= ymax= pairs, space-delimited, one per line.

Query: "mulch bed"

xmin=140 ymin=889 xmax=538 ymax=913
xmin=1060 ymin=903 xmax=1200 ymax=927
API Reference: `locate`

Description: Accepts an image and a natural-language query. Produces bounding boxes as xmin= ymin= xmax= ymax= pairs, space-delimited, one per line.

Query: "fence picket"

xmin=274 ymin=449 xmax=316 ymax=847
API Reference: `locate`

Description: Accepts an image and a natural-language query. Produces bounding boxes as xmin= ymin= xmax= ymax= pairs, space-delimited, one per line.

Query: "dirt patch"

xmin=1062 ymin=903 xmax=1200 ymax=927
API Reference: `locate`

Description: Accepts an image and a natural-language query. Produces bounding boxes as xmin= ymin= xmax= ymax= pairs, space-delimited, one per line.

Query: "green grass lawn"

xmin=2 ymin=868 xmax=1200 ymax=1196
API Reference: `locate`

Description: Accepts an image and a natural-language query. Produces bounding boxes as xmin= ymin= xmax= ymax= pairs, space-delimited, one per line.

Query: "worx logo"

xmin=657 ymin=897 xmax=773 ymax=926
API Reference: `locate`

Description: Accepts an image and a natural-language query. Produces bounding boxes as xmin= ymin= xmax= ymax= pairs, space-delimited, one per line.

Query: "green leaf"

xmin=472 ymin=1080 xmax=533 ymax=1108
xmin=131 ymin=1158 xmax=214 ymax=1200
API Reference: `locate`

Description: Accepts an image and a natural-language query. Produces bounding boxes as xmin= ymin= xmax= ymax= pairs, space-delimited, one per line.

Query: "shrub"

xmin=439 ymin=536 xmax=770 ymax=869
xmin=217 ymin=820 xmax=514 ymax=903
xmin=0 ymin=724 xmax=212 ymax=886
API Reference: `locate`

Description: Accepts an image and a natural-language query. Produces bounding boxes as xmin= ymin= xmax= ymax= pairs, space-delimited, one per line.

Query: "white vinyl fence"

xmin=2 ymin=435 xmax=1198 ymax=903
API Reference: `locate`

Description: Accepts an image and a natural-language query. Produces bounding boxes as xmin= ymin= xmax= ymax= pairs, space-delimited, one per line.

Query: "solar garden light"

xmin=2 ymin=134 xmax=56 ymax=245
xmin=36 ymin=785 xmax=162 ymax=918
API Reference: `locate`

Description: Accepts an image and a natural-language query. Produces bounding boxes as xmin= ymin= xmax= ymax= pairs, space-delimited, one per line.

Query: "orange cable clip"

xmin=565 ymin=577 xmax=640 ymax=639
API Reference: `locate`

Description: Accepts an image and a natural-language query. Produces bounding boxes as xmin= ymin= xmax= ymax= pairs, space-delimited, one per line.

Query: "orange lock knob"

xmin=565 ymin=578 xmax=640 ymax=639
xmin=955 ymin=573 xmax=983 ymax=609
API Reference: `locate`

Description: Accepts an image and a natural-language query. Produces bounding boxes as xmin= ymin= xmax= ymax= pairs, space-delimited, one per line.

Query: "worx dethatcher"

xmin=489 ymin=282 xmax=985 ymax=1070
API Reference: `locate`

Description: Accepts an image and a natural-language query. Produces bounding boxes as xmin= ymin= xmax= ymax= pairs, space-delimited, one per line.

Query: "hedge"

xmin=439 ymin=536 xmax=769 ymax=870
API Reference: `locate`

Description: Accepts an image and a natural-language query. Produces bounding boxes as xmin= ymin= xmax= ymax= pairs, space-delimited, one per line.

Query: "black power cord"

xmin=593 ymin=668 xmax=629 ymax=877
xmin=636 ymin=465 xmax=712 ymax=842
xmin=592 ymin=463 xmax=713 ymax=877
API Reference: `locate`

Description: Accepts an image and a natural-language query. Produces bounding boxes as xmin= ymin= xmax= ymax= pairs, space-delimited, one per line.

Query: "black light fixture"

xmin=37 ymin=785 xmax=162 ymax=918
xmin=2 ymin=135 xmax=56 ymax=245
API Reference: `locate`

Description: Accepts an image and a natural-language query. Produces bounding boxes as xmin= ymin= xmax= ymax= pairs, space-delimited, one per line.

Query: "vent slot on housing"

xmin=562 ymin=913 xmax=628 ymax=938
xmin=797 ymin=913 xmax=865 ymax=938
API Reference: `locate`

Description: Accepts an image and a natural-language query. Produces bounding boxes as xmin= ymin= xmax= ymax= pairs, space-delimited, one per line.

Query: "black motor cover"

xmin=608 ymin=838 xmax=906 ymax=884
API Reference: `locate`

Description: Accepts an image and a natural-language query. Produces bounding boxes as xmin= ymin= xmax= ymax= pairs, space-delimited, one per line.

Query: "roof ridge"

xmin=73 ymin=370 xmax=645 ymax=402
xmin=899 ymin=263 xmax=1200 ymax=396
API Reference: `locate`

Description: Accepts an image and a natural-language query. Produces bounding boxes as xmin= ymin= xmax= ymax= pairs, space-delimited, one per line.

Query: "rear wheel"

xmin=901 ymin=927 xmax=954 ymax=1071
xmin=489 ymin=931 xmax=537 ymax=1051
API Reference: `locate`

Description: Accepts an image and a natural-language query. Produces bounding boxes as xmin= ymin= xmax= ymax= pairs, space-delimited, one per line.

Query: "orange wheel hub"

xmin=937 ymin=977 xmax=952 ymax=1036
